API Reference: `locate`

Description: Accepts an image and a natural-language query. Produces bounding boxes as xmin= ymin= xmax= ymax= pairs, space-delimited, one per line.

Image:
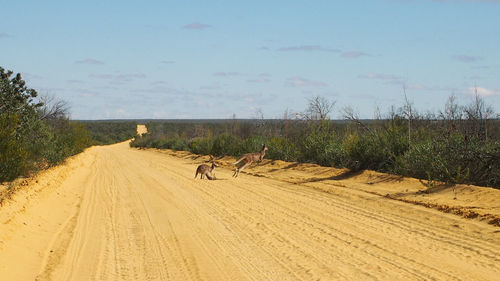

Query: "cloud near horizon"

xmin=75 ymin=58 xmax=105 ymax=65
xmin=277 ymin=45 xmax=340 ymax=52
xmin=0 ymin=32 xmax=13 ymax=39
xmin=213 ymin=72 xmax=241 ymax=77
xmin=21 ymin=72 xmax=43 ymax=81
xmin=341 ymin=51 xmax=369 ymax=58
xmin=452 ymin=55 xmax=483 ymax=63
xmin=247 ymin=78 xmax=271 ymax=83
xmin=89 ymin=73 xmax=146 ymax=82
xmin=182 ymin=22 xmax=212 ymax=29
xmin=285 ymin=77 xmax=327 ymax=87
xmin=358 ymin=73 xmax=402 ymax=80
xmin=467 ymin=86 xmax=499 ymax=96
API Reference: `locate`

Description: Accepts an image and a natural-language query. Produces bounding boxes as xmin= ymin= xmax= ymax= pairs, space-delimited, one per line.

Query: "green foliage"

xmin=0 ymin=114 xmax=28 ymax=181
xmin=340 ymin=124 xmax=409 ymax=171
xmin=130 ymin=133 xmax=153 ymax=148
xmin=0 ymin=67 xmax=92 ymax=183
xmin=132 ymin=118 xmax=499 ymax=188
xmin=45 ymin=122 xmax=92 ymax=164
xmin=396 ymin=134 xmax=499 ymax=186
xmin=267 ymin=137 xmax=299 ymax=162
xmin=189 ymin=137 xmax=214 ymax=155
xmin=298 ymin=122 xmax=343 ymax=166
xmin=238 ymin=136 xmax=266 ymax=155
xmin=82 ymin=121 xmax=137 ymax=145
xmin=130 ymin=133 xmax=188 ymax=151
xmin=211 ymin=134 xmax=241 ymax=156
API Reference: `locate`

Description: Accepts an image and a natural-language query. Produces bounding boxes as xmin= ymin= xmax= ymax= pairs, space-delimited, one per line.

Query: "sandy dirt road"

xmin=1 ymin=141 xmax=499 ymax=281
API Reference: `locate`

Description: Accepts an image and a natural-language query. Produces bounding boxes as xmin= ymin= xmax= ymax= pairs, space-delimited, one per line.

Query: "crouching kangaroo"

xmin=195 ymin=161 xmax=218 ymax=180
xmin=233 ymin=144 xmax=268 ymax=177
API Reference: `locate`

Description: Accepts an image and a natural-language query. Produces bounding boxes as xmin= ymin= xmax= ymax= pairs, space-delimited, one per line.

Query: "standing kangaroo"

xmin=232 ymin=144 xmax=268 ymax=177
xmin=195 ymin=161 xmax=217 ymax=180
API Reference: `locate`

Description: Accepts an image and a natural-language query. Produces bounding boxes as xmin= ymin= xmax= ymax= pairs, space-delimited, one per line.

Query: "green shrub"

xmin=1 ymin=67 xmax=93 ymax=182
xmin=189 ymin=137 xmax=214 ymax=155
xmin=267 ymin=137 xmax=299 ymax=162
xmin=211 ymin=134 xmax=241 ymax=156
xmin=396 ymin=133 xmax=499 ymax=186
xmin=0 ymin=114 xmax=28 ymax=182
xmin=127 ymin=115 xmax=499 ymax=188
xmin=238 ymin=136 xmax=267 ymax=156
xmin=83 ymin=121 xmax=137 ymax=145
xmin=298 ymin=123 xmax=343 ymax=166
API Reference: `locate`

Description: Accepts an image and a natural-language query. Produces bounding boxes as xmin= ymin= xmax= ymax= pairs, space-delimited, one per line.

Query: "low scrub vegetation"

xmin=82 ymin=121 xmax=138 ymax=145
xmin=131 ymin=95 xmax=499 ymax=188
xmin=0 ymin=67 xmax=92 ymax=182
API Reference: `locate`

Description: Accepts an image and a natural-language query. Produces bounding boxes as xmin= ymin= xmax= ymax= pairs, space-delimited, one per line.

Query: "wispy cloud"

xmin=213 ymin=72 xmax=241 ymax=77
xmin=285 ymin=77 xmax=327 ymax=87
xmin=200 ymin=83 xmax=221 ymax=90
xmin=183 ymin=22 xmax=212 ymax=30
xmin=452 ymin=55 xmax=483 ymax=63
xmin=21 ymin=73 xmax=43 ymax=80
xmin=467 ymin=86 xmax=499 ymax=96
xmin=160 ymin=60 xmax=175 ymax=64
xmin=0 ymin=32 xmax=13 ymax=39
xmin=247 ymin=78 xmax=271 ymax=83
xmin=69 ymin=88 xmax=99 ymax=97
xmin=341 ymin=51 xmax=369 ymax=59
xmin=131 ymin=86 xmax=197 ymax=99
xmin=75 ymin=58 xmax=105 ymax=65
xmin=471 ymin=65 xmax=491 ymax=69
xmin=89 ymin=73 xmax=146 ymax=82
xmin=277 ymin=45 xmax=340 ymax=53
xmin=358 ymin=73 xmax=402 ymax=80
xmin=406 ymin=84 xmax=457 ymax=92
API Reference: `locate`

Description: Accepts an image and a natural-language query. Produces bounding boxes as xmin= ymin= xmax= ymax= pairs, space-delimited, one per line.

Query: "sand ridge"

xmin=0 ymin=139 xmax=499 ymax=280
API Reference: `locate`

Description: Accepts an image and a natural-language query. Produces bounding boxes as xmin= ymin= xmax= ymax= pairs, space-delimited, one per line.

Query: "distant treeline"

xmin=131 ymin=95 xmax=500 ymax=188
xmin=1 ymin=67 xmax=92 ymax=182
xmin=81 ymin=121 xmax=137 ymax=145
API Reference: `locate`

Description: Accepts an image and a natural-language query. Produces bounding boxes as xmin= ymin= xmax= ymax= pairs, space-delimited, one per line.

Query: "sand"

xmin=0 ymin=129 xmax=499 ymax=280
xmin=136 ymin=124 xmax=148 ymax=136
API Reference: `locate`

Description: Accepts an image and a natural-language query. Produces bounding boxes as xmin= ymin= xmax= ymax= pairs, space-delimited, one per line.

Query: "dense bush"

xmin=82 ymin=121 xmax=137 ymax=145
xmin=298 ymin=122 xmax=342 ymax=166
xmin=189 ymin=137 xmax=214 ymax=155
xmin=0 ymin=67 xmax=92 ymax=182
xmin=130 ymin=104 xmax=499 ymax=188
xmin=267 ymin=137 xmax=299 ymax=162
xmin=396 ymin=134 xmax=499 ymax=187
xmin=340 ymin=123 xmax=409 ymax=171
xmin=0 ymin=114 xmax=28 ymax=181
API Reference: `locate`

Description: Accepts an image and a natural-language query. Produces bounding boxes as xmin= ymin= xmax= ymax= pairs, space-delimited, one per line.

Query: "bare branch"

xmin=304 ymin=95 xmax=335 ymax=120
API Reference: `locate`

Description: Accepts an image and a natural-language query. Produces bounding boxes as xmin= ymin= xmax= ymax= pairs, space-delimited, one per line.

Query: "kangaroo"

xmin=232 ymin=144 xmax=268 ymax=177
xmin=195 ymin=161 xmax=217 ymax=180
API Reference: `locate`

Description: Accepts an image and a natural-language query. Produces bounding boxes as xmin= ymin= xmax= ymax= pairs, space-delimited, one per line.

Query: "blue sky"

xmin=1 ymin=0 xmax=499 ymax=119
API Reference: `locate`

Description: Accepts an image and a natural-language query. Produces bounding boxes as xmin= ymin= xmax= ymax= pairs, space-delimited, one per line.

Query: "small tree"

xmin=401 ymin=85 xmax=413 ymax=146
xmin=304 ymin=95 xmax=335 ymax=120
xmin=463 ymin=88 xmax=494 ymax=141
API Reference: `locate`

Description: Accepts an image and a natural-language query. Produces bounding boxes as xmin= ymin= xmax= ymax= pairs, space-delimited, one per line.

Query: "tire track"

xmin=10 ymin=142 xmax=497 ymax=281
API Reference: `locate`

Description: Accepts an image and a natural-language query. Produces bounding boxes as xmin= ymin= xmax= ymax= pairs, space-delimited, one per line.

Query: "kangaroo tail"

xmin=206 ymin=174 xmax=216 ymax=180
xmin=233 ymin=157 xmax=244 ymax=165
